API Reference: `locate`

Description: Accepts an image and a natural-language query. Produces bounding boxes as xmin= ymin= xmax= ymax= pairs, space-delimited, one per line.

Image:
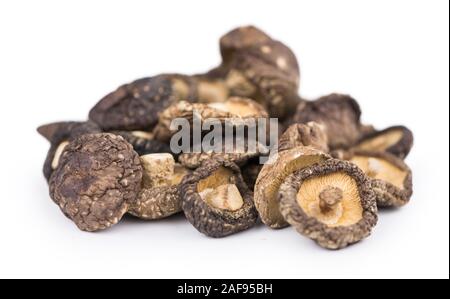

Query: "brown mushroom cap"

xmin=279 ymin=159 xmax=378 ymax=250
xmin=89 ymin=74 xmax=197 ymax=131
xmin=288 ymin=94 xmax=367 ymax=150
xmin=254 ymin=147 xmax=331 ymax=229
xmin=152 ymin=97 xmax=268 ymax=143
xmin=347 ymin=151 xmax=413 ymax=208
xmin=278 ymin=122 xmax=329 ymax=153
xmin=37 ymin=121 xmax=102 ymax=181
xmin=180 ymin=159 xmax=258 ymax=238
xmin=49 ymin=133 xmax=143 ymax=232
xmin=354 ymin=126 xmax=414 ymax=159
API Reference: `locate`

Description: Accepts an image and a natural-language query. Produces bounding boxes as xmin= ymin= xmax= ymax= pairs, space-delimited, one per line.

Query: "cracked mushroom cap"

xmin=37 ymin=121 xmax=102 ymax=181
xmin=288 ymin=94 xmax=369 ymax=150
xmin=128 ymin=153 xmax=191 ymax=220
xmin=279 ymin=159 xmax=378 ymax=250
xmin=254 ymin=146 xmax=331 ymax=229
xmin=49 ymin=133 xmax=143 ymax=232
xmin=111 ymin=130 xmax=172 ymax=156
xmin=278 ymin=122 xmax=329 ymax=153
xmin=152 ymin=97 xmax=268 ymax=143
xmin=354 ymin=126 xmax=414 ymax=159
xmin=346 ymin=151 xmax=413 ymax=208
xmin=89 ymin=74 xmax=197 ymax=131
xmin=180 ymin=159 xmax=258 ymax=238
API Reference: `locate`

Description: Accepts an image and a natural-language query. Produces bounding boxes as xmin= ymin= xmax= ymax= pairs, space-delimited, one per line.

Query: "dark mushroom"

xmin=89 ymin=74 xmax=197 ymax=131
xmin=180 ymin=159 xmax=258 ymax=238
xmin=49 ymin=133 xmax=143 ymax=232
xmin=279 ymin=159 xmax=378 ymax=249
xmin=111 ymin=130 xmax=172 ymax=156
xmin=354 ymin=126 xmax=414 ymax=159
xmin=37 ymin=121 xmax=102 ymax=181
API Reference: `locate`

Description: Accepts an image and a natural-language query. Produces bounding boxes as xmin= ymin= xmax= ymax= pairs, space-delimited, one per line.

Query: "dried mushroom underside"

xmin=49 ymin=133 xmax=143 ymax=232
xmin=37 ymin=121 xmax=102 ymax=181
xmin=346 ymin=151 xmax=413 ymax=208
xmin=254 ymin=123 xmax=331 ymax=228
xmin=288 ymin=94 xmax=374 ymax=150
xmin=128 ymin=153 xmax=191 ymax=220
xmin=89 ymin=74 xmax=197 ymax=131
xmin=112 ymin=130 xmax=172 ymax=156
xmin=279 ymin=159 xmax=378 ymax=249
xmin=354 ymin=126 xmax=414 ymax=159
xmin=153 ymin=97 xmax=268 ymax=142
xmin=180 ymin=159 xmax=258 ymax=238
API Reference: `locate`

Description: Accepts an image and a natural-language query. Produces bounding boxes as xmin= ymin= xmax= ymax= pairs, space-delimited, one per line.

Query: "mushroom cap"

xmin=37 ymin=121 xmax=102 ymax=181
xmin=279 ymin=159 xmax=378 ymax=250
xmin=89 ymin=74 xmax=197 ymax=131
xmin=49 ymin=133 xmax=143 ymax=232
xmin=289 ymin=94 xmax=364 ymax=150
xmin=254 ymin=147 xmax=331 ymax=229
xmin=278 ymin=122 xmax=329 ymax=153
xmin=180 ymin=159 xmax=258 ymax=238
xmin=347 ymin=150 xmax=413 ymax=208
xmin=355 ymin=126 xmax=414 ymax=159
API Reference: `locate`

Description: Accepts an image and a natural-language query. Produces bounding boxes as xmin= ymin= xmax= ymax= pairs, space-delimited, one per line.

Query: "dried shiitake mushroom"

xmin=241 ymin=158 xmax=263 ymax=191
xmin=112 ymin=130 xmax=172 ymax=156
xmin=278 ymin=122 xmax=329 ymax=153
xmin=203 ymin=26 xmax=301 ymax=119
xmin=89 ymin=74 xmax=197 ymax=131
xmin=49 ymin=133 xmax=143 ymax=232
xmin=344 ymin=151 xmax=413 ymax=208
xmin=128 ymin=153 xmax=191 ymax=220
xmin=153 ymin=97 xmax=268 ymax=143
xmin=354 ymin=126 xmax=414 ymax=159
xmin=279 ymin=159 xmax=378 ymax=249
xmin=180 ymin=159 xmax=258 ymax=238
xmin=254 ymin=123 xmax=331 ymax=229
xmin=37 ymin=121 xmax=102 ymax=181
xmin=287 ymin=94 xmax=374 ymax=150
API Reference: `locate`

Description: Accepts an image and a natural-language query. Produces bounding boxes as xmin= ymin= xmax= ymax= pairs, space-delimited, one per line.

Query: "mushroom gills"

xmin=355 ymin=129 xmax=403 ymax=152
xmin=297 ymin=172 xmax=363 ymax=227
xmin=350 ymin=155 xmax=407 ymax=189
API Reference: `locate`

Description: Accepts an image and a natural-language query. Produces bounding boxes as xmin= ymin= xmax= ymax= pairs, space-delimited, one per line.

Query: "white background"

xmin=0 ymin=0 xmax=448 ymax=279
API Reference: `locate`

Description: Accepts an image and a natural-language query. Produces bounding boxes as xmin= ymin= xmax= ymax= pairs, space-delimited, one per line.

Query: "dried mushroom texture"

xmin=37 ymin=121 xmax=102 ymax=181
xmin=279 ymin=159 xmax=378 ymax=249
xmin=288 ymin=94 xmax=371 ymax=150
xmin=355 ymin=126 xmax=414 ymax=159
xmin=49 ymin=133 xmax=143 ymax=232
xmin=112 ymin=130 xmax=172 ymax=156
xmin=278 ymin=122 xmax=329 ymax=153
xmin=180 ymin=159 xmax=258 ymax=238
xmin=153 ymin=97 xmax=268 ymax=142
xmin=89 ymin=74 xmax=197 ymax=131
xmin=347 ymin=151 xmax=413 ymax=208
xmin=254 ymin=147 xmax=331 ymax=229
xmin=128 ymin=154 xmax=191 ymax=220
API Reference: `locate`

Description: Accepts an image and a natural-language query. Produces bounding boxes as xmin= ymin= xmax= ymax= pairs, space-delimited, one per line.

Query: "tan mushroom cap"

xmin=254 ymin=147 xmax=331 ymax=228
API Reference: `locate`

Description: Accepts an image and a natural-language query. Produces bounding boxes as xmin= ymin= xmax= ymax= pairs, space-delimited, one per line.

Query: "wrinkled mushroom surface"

xmin=49 ymin=133 xmax=142 ymax=232
xmin=89 ymin=74 xmax=197 ymax=131
xmin=180 ymin=159 xmax=258 ymax=238
xmin=38 ymin=121 xmax=102 ymax=181
xmin=112 ymin=130 xmax=172 ymax=156
xmin=279 ymin=159 xmax=378 ymax=249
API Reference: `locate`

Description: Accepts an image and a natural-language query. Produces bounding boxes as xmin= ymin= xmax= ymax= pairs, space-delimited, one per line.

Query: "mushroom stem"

xmin=319 ymin=186 xmax=343 ymax=213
